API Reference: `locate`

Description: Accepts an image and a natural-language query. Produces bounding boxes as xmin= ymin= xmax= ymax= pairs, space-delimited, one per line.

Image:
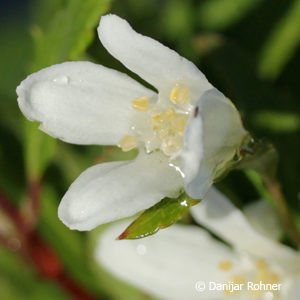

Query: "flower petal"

xmin=190 ymin=187 xmax=300 ymax=272
xmin=17 ymin=61 xmax=155 ymax=145
xmin=289 ymin=274 xmax=300 ymax=300
xmin=98 ymin=14 xmax=212 ymax=98
xmin=58 ymin=152 xmax=183 ymax=231
xmin=96 ymin=221 xmax=237 ymax=300
xmin=182 ymin=88 xmax=247 ymax=199
xmin=244 ymin=199 xmax=283 ymax=241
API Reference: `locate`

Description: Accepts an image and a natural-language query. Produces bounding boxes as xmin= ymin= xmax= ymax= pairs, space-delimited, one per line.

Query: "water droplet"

xmin=136 ymin=244 xmax=147 ymax=255
xmin=180 ymin=200 xmax=188 ymax=207
xmin=53 ymin=75 xmax=69 ymax=84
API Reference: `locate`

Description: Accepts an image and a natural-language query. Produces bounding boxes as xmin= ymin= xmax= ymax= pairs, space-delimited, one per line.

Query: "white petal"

xmin=17 ymin=61 xmax=155 ymax=145
xmin=182 ymin=88 xmax=247 ymax=199
xmin=244 ymin=199 xmax=283 ymax=241
xmin=288 ymin=274 xmax=300 ymax=300
xmin=58 ymin=152 xmax=183 ymax=231
xmin=190 ymin=187 xmax=300 ymax=272
xmin=98 ymin=14 xmax=212 ymax=98
xmin=96 ymin=221 xmax=237 ymax=300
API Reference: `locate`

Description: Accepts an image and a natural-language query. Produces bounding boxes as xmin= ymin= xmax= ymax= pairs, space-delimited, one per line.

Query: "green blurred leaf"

xmin=163 ymin=0 xmax=193 ymax=39
xmin=252 ymin=111 xmax=300 ymax=133
xmin=119 ymin=193 xmax=200 ymax=240
xmin=38 ymin=184 xmax=107 ymax=296
xmin=31 ymin=0 xmax=66 ymax=30
xmin=24 ymin=121 xmax=56 ymax=180
xmin=244 ymin=169 xmax=274 ymax=206
xmin=0 ymin=13 xmax=32 ymax=98
xmin=258 ymin=0 xmax=300 ymax=79
xmin=0 ymin=100 xmax=22 ymax=140
xmin=39 ymin=185 xmax=83 ymax=261
xmin=31 ymin=0 xmax=111 ymax=70
xmin=0 ymin=246 xmax=71 ymax=300
xmin=198 ymin=0 xmax=263 ymax=30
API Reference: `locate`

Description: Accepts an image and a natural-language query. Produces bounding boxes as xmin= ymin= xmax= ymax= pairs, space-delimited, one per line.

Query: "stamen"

xmin=148 ymin=106 xmax=188 ymax=156
xmin=256 ymin=259 xmax=268 ymax=270
xmin=172 ymin=116 xmax=186 ymax=136
xmin=256 ymin=270 xmax=280 ymax=285
xmin=170 ymin=85 xmax=190 ymax=104
xmin=165 ymin=107 xmax=175 ymax=117
xmin=150 ymin=112 xmax=164 ymax=130
xmin=118 ymin=135 xmax=137 ymax=152
xmin=131 ymin=96 xmax=150 ymax=112
xmin=224 ymin=274 xmax=245 ymax=295
xmin=218 ymin=260 xmax=232 ymax=271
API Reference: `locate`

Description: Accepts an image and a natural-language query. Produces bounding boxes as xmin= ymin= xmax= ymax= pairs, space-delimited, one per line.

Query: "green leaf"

xmin=31 ymin=0 xmax=66 ymax=31
xmin=24 ymin=121 xmax=56 ymax=180
xmin=118 ymin=193 xmax=200 ymax=240
xmin=197 ymin=0 xmax=263 ymax=30
xmin=244 ymin=169 xmax=275 ymax=206
xmin=0 ymin=13 xmax=32 ymax=98
xmin=31 ymin=0 xmax=111 ymax=71
xmin=163 ymin=0 xmax=193 ymax=39
xmin=38 ymin=184 xmax=107 ymax=296
xmin=251 ymin=110 xmax=300 ymax=133
xmin=0 ymin=246 xmax=71 ymax=300
xmin=258 ymin=0 xmax=300 ymax=79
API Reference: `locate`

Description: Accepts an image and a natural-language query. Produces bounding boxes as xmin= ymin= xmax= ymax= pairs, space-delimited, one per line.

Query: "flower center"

xmin=117 ymin=84 xmax=192 ymax=158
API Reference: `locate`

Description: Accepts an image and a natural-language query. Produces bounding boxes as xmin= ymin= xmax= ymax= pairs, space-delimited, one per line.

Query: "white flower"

xmin=16 ymin=14 xmax=247 ymax=231
xmin=96 ymin=188 xmax=300 ymax=300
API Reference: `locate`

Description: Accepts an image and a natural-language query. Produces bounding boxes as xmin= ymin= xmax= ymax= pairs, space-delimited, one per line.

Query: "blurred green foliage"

xmin=0 ymin=0 xmax=300 ymax=299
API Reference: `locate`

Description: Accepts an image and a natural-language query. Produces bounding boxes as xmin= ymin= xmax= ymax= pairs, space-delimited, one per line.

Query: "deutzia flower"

xmin=16 ymin=14 xmax=247 ymax=231
xmin=96 ymin=188 xmax=300 ymax=300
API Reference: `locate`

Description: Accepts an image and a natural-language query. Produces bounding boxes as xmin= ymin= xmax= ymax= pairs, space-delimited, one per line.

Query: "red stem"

xmin=57 ymin=272 xmax=101 ymax=300
xmin=0 ymin=190 xmax=28 ymax=235
xmin=28 ymin=179 xmax=41 ymax=228
xmin=0 ymin=188 xmax=104 ymax=300
xmin=0 ymin=232 xmax=9 ymax=246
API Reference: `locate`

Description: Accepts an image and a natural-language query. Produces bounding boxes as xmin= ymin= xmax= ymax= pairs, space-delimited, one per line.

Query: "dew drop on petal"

xmin=136 ymin=244 xmax=147 ymax=256
xmin=53 ymin=75 xmax=69 ymax=84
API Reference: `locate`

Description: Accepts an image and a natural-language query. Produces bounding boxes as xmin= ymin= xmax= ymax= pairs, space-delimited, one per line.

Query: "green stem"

xmin=245 ymin=170 xmax=300 ymax=249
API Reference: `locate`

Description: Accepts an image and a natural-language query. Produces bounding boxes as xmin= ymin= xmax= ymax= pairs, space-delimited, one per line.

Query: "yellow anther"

xmin=224 ymin=275 xmax=245 ymax=295
xmin=148 ymin=106 xmax=188 ymax=156
xmin=256 ymin=270 xmax=280 ymax=285
xmin=172 ymin=116 xmax=186 ymax=135
xmin=218 ymin=260 xmax=232 ymax=271
xmin=268 ymin=272 xmax=280 ymax=284
xmin=150 ymin=112 xmax=164 ymax=130
xmin=165 ymin=107 xmax=175 ymax=117
xmin=231 ymin=274 xmax=245 ymax=285
xmin=118 ymin=135 xmax=137 ymax=152
xmin=256 ymin=259 xmax=268 ymax=270
xmin=131 ymin=96 xmax=150 ymax=112
xmin=170 ymin=85 xmax=190 ymax=104
xmin=158 ymin=128 xmax=169 ymax=139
